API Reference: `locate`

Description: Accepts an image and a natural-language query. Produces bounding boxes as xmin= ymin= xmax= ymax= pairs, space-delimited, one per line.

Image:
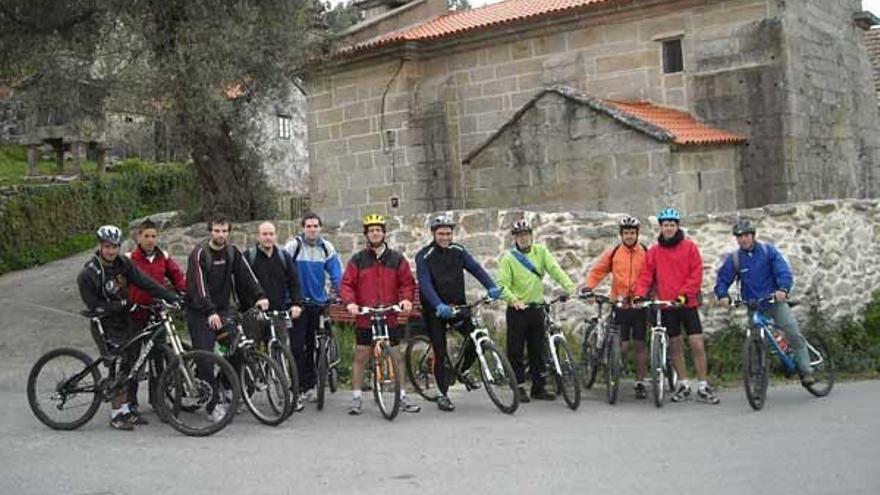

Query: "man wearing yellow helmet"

xmin=340 ymin=214 xmax=419 ymax=415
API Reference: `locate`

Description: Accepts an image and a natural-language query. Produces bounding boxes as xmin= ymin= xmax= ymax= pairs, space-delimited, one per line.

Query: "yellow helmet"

xmin=362 ymin=214 xmax=386 ymax=230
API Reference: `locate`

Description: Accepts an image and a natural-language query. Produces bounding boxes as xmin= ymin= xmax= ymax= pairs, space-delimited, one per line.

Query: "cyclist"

xmin=581 ymin=215 xmax=649 ymax=399
xmin=185 ymin=215 xmax=269 ymax=422
xmin=244 ymin=221 xmax=304 ymax=409
xmin=126 ymin=218 xmax=187 ymax=423
xmin=283 ymin=212 xmax=343 ymax=405
xmin=340 ymin=214 xmax=419 ymax=415
xmin=714 ymin=219 xmax=814 ymax=384
xmin=634 ymin=208 xmax=720 ymax=404
xmin=497 ymin=218 xmax=575 ymax=403
xmin=77 ymin=225 xmax=180 ymax=430
xmin=415 ymin=214 xmax=503 ymax=412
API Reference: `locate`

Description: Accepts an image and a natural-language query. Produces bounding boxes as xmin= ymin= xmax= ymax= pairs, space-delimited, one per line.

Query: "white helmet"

xmin=96 ymin=225 xmax=123 ymax=246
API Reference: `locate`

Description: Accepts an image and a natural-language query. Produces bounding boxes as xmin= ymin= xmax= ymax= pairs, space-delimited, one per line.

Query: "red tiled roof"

xmin=349 ymin=0 xmax=627 ymax=52
xmin=604 ymin=100 xmax=746 ymax=145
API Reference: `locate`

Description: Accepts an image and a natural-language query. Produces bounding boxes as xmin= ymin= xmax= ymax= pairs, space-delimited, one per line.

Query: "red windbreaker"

xmin=340 ymin=246 xmax=415 ymax=329
xmin=127 ymin=247 xmax=186 ymax=319
xmin=634 ymin=237 xmax=703 ymax=308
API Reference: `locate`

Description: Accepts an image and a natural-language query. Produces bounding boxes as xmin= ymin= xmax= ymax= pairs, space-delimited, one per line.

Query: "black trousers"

xmin=424 ymin=310 xmax=476 ymax=396
xmin=290 ymin=305 xmax=321 ymax=392
xmin=506 ymin=306 xmax=547 ymax=390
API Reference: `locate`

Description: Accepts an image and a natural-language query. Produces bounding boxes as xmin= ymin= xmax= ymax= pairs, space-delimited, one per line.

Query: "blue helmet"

xmin=657 ymin=207 xmax=681 ymax=223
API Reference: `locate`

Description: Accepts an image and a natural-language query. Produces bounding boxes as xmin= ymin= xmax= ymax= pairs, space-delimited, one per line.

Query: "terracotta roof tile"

xmin=349 ymin=0 xmax=626 ymax=52
xmin=604 ymin=100 xmax=746 ymax=145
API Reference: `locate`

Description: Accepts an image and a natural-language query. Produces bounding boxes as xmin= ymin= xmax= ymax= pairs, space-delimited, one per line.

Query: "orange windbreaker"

xmin=584 ymin=243 xmax=647 ymax=300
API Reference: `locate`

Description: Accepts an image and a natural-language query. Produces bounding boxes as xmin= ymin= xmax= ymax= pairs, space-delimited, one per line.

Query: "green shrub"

xmin=110 ymin=157 xmax=153 ymax=174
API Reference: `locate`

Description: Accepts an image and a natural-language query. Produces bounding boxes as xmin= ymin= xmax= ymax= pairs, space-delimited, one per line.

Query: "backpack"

xmin=245 ymin=245 xmax=297 ymax=280
xmin=289 ymin=235 xmax=330 ymax=262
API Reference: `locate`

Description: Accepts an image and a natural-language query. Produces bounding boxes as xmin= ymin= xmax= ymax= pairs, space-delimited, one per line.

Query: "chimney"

xmin=355 ymin=0 xmax=413 ymax=21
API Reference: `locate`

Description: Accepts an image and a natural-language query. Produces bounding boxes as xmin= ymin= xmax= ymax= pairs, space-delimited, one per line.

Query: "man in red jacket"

xmin=341 ymin=214 xmax=419 ymax=415
xmin=126 ymin=219 xmax=187 ymax=421
xmin=635 ymin=208 xmax=719 ymax=404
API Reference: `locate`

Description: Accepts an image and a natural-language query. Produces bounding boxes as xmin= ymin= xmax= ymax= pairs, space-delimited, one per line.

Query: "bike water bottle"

xmin=772 ymin=329 xmax=789 ymax=353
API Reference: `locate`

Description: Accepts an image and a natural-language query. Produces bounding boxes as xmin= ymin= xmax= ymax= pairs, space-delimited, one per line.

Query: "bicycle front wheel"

xmin=742 ymin=333 xmax=768 ymax=410
xmin=316 ymin=340 xmax=328 ymax=411
xmin=27 ymin=348 xmax=103 ymax=431
xmin=372 ymin=343 xmax=401 ymax=420
xmin=605 ymin=331 xmax=621 ymax=405
xmin=269 ymin=341 xmax=299 ymax=419
xmin=553 ymin=337 xmax=581 ymax=410
xmin=157 ymin=350 xmax=240 ymax=436
xmin=405 ymin=334 xmax=441 ymax=401
xmin=328 ymin=334 xmax=340 ymax=393
xmin=478 ymin=341 xmax=519 ymax=414
xmin=802 ymin=332 xmax=835 ymax=397
xmin=241 ymin=351 xmax=291 ymax=426
xmin=580 ymin=323 xmax=599 ymax=389
xmin=650 ymin=334 xmax=665 ymax=408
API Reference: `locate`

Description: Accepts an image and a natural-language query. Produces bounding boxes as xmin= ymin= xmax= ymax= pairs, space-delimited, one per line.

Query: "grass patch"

xmin=0 ymin=144 xmax=98 ymax=185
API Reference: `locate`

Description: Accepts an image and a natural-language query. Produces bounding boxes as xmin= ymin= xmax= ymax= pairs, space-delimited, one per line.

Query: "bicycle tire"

xmin=405 ymin=334 xmax=442 ymax=402
xmin=801 ymin=331 xmax=835 ymax=397
xmin=478 ymin=340 xmax=519 ymax=414
xmin=372 ymin=343 xmax=401 ymax=420
xmin=240 ymin=351 xmax=291 ymax=426
xmin=553 ymin=337 xmax=581 ymax=410
xmin=269 ymin=341 xmax=299 ymax=419
xmin=742 ymin=333 xmax=768 ymax=410
xmin=328 ymin=334 xmax=339 ymax=393
xmin=316 ymin=340 xmax=328 ymax=411
xmin=605 ymin=331 xmax=621 ymax=405
xmin=157 ymin=350 xmax=240 ymax=436
xmin=580 ymin=322 xmax=599 ymax=389
xmin=650 ymin=334 xmax=665 ymax=408
xmin=27 ymin=347 xmax=103 ymax=431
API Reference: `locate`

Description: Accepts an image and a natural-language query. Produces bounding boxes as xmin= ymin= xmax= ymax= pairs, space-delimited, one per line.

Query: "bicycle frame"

xmin=747 ymin=310 xmax=826 ymax=377
xmin=541 ymin=298 xmax=569 ymax=376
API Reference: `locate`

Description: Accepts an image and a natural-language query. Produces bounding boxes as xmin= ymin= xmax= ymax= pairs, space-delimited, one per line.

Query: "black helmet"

xmin=732 ymin=219 xmax=756 ymax=236
xmin=511 ymin=218 xmax=532 ymax=235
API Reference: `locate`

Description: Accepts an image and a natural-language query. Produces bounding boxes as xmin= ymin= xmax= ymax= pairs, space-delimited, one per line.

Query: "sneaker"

xmin=209 ymin=404 xmax=228 ymax=423
xmin=305 ymin=388 xmax=318 ymax=403
xmin=517 ymin=387 xmax=531 ymax=403
xmin=436 ymin=395 xmax=455 ymax=412
xmin=348 ymin=396 xmax=363 ymax=415
xmin=461 ymin=372 xmax=481 ymax=391
xmin=801 ymin=373 xmax=816 ymax=386
xmin=293 ymin=396 xmax=305 ymax=413
xmin=697 ymin=384 xmax=720 ymax=405
xmin=634 ymin=382 xmax=647 ymax=400
xmin=401 ymin=395 xmax=421 ymax=413
xmin=129 ymin=410 xmax=149 ymax=425
xmin=671 ymin=383 xmax=692 ymax=402
xmin=110 ymin=412 xmax=135 ymax=431
xmin=531 ymin=388 xmax=556 ymax=401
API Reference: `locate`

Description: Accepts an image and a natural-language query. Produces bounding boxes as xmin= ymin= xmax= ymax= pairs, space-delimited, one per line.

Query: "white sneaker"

xmin=305 ymin=388 xmax=318 ymax=403
xmin=209 ymin=404 xmax=227 ymax=423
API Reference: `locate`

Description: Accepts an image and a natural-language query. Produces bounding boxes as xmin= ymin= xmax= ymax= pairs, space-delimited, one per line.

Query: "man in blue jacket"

xmin=714 ymin=219 xmax=814 ymax=383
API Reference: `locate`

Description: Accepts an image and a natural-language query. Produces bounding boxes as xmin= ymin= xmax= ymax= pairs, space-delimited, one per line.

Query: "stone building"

xmin=305 ymin=0 xmax=880 ymax=224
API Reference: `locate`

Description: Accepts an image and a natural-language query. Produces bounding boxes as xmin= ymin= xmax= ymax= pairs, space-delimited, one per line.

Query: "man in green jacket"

xmin=498 ymin=219 xmax=576 ymax=402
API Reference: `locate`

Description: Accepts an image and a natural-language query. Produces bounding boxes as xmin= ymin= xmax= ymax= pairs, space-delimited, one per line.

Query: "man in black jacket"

xmin=185 ymin=216 xmax=268 ymax=422
xmin=77 ymin=225 xmax=179 ymax=430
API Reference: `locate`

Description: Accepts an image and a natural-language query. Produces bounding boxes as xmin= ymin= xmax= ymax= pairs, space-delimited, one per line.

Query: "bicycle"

xmin=538 ymin=295 xmax=581 ymax=410
xmin=27 ymin=300 xmax=241 ymax=436
xmin=259 ymin=309 xmax=300 ymax=419
xmin=735 ymin=298 xmax=835 ymax=411
xmin=215 ymin=309 xmax=291 ymax=425
xmin=405 ymin=297 xmax=519 ymax=414
xmin=634 ymin=299 xmax=679 ymax=408
xmin=356 ymin=304 xmax=405 ymax=420
xmin=302 ymin=299 xmax=340 ymax=411
xmin=579 ymin=293 xmax=625 ymax=405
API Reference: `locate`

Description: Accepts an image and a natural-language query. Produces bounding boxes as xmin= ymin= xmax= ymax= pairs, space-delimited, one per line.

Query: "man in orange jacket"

xmin=582 ymin=215 xmax=649 ymax=399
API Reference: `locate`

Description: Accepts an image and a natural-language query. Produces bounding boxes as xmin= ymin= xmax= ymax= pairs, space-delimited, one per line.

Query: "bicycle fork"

xmin=470 ymin=328 xmax=494 ymax=377
xmin=546 ymin=332 xmax=565 ymax=376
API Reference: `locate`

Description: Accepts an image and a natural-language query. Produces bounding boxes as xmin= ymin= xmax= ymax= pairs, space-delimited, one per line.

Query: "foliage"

xmin=0 ymin=145 xmax=98 ymax=185
xmin=322 ymin=0 xmax=362 ymax=33
xmin=448 ymin=0 xmax=472 ymax=11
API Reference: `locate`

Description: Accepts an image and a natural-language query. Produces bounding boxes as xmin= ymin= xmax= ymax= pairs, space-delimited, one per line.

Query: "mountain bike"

xmin=27 ymin=301 xmax=240 ymax=436
xmin=216 ymin=309 xmax=291 ymax=425
xmin=579 ymin=293 xmax=624 ymax=405
xmin=735 ymin=298 xmax=835 ymax=411
xmin=303 ymin=300 xmax=340 ymax=411
xmin=405 ymin=297 xmax=519 ymax=414
xmin=258 ymin=310 xmax=300 ymax=419
xmin=539 ymin=295 xmax=581 ymax=410
xmin=357 ymin=304 xmax=403 ymax=420
xmin=635 ymin=299 xmax=679 ymax=408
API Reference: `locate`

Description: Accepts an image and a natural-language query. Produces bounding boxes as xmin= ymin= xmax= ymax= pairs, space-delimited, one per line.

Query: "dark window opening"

xmin=663 ymin=38 xmax=683 ymax=74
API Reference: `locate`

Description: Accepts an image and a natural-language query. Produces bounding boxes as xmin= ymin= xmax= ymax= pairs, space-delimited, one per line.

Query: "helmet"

xmin=657 ymin=207 xmax=681 ymax=223
xmin=362 ymin=214 xmax=386 ymax=231
xmin=96 ymin=225 xmax=123 ymax=246
xmin=732 ymin=219 xmax=756 ymax=236
xmin=429 ymin=214 xmax=455 ymax=232
xmin=511 ymin=219 xmax=532 ymax=235
xmin=618 ymin=215 xmax=640 ymax=230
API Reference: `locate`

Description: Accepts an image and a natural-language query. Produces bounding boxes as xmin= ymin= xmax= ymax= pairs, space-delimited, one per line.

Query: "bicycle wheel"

xmin=240 ymin=351 xmax=291 ymax=426
xmin=405 ymin=334 xmax=441 ymax=401
xmin=372 ymin=343 xmax=401 ymax=420
xmin=605 ymin=331 xmax=621 ymax=405
xmin=580 ymin=323 xmax=599 ymax=389
xmin=650 ymin=334 xmax=665 ymax=408
xmin=801 ymin=332 xmax=835 ymax=397
xmin=478 ymin=341 xmax=519 ymax=414
xmin=269 ymin=341 xmax=299 ymax=419
xmin=157 ymin=350 xmax=240 ymax=436
xmin=316 ymin=340 xmax=328 ymax=411
xmin=27 ymin=348 xmax=103 ymax=430
xmin=742 ymin=334 xmax=768 ymax=410
xmin=328 ymin=334 xmax=339 ymax=393
xmin=553 ymin=337 xmax=581 ymax=410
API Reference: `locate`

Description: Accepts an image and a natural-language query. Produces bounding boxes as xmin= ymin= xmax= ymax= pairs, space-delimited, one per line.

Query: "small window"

xmin=278 ymin=115 xmax=291 ymax=139
xmin=662 ymin=38 xmax=683 ymax=74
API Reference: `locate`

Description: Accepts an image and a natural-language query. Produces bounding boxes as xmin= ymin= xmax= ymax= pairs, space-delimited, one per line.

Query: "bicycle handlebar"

xmin=356 ymin=304 xmax=404 ymax=315
xmin=631 ymin=299 xmax=680 ymax=309
xmin=732 ymin=297 xmax=799 ymax=309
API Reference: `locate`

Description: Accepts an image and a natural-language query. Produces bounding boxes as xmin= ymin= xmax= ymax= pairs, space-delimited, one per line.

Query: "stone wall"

xmin=155 ymin=199 xmax=880 ymax=333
